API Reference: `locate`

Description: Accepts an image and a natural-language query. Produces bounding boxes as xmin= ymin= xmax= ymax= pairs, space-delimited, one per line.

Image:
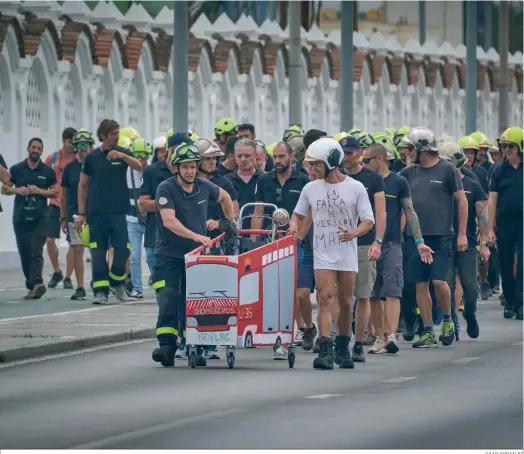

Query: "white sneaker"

xmin=368 ymin=337 xmax=386 ymax=354
xmin=295 ymin=329 xmax=304 ymax=346
xmin=385 ymin=334 xmax=400 ymax=354
xmin=273 ymin=346 xmax=288 ymax=360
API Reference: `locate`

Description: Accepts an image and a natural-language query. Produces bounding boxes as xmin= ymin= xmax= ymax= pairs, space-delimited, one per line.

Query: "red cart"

xmin=184 ymin=203 xmax=298 ymax=369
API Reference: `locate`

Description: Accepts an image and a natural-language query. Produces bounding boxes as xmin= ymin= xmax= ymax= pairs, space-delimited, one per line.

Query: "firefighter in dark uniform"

xmin=488 ymin=126 xmax=523 ymax=320
xmin=75 ymin=120 xmax=143 ymax=304
xmin=2 ymin=138 xmax=58 ymax=299
xmin=151 ymin=144 xmax=235 ymax=367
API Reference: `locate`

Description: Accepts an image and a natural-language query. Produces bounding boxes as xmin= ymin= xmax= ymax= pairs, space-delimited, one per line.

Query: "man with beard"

xmin=75 ymin=119 xmax=143 ymax=305
xmin=60 ymin=129 xmax=96 ymax=300
xmin=252 ymin=141 xmax=309 ymax=359
xmin=2 ymin=138 xmax=58 ymax=299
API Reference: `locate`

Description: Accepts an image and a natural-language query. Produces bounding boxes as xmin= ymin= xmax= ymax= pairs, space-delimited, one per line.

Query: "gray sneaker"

xmin=111 ymin=285 xmax=129 ymax=302
xmin=92 ymin=292 xmax=108 ymax=305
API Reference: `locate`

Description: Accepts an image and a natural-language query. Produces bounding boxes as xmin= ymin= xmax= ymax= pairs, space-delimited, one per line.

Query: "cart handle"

xmin=186 ymin=233 xmax=225 ymax=256
xmin=237 ymin=202 xmax=279 ymax=230
xmin=239 ymin=229 xmax=288 ymax=236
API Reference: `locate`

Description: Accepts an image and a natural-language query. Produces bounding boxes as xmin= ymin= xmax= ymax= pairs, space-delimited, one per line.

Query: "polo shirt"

xmin=225 ymin=170 xmax=262 ymax=229
xmin=489 ymin=159 xmax=523 ymax=216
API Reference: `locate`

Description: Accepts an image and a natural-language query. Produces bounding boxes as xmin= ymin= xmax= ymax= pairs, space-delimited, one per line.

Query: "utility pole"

xmin=465 ymin=0 xmax=478 ymax=134
xmin=340 ymin=1 xmax=354 ymax=130
xmin=288 ymin=1 xmax=302 ymax=126
xmin=419 ymin=1 xmax=426 ymax=45
xmin=498 ymin=1 xmax=509 ymax=132
xmin=172 ymin=1 xmax=188 ymax=133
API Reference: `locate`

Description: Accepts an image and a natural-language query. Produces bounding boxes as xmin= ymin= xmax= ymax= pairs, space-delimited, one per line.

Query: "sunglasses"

xmin=276 ymin=187 xmax=282 ymax=203
xmin=502 ymin=143 xmax=516 ymax=150
xmin=362 ymin=157 xmax=377 ymax=164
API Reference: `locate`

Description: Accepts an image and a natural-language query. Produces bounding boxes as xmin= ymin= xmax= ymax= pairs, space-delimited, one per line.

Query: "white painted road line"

xmin=382 ymin=376 xmax=416 ymax=384
xmin=71 ymin=408 xmax=246 ymax=449
xmin=0 ymin=338 xmax=155 ymax=370
xmin=304 ymin=394 xmax=342 ymax=399
xmin=0 ymin=299 xmax=157 ymax=323
xmin=512 ymin=341 xmax=524 ymax=346
xmin=452 ymin=357 xmax=479 ymax=364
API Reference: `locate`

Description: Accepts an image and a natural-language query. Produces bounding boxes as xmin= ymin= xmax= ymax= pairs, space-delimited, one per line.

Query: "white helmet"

xmin=194 ymin=137 xmax=224 ymax=158
xmin=153 ymin=136 xmax=166 ymax=150
xmin=384 ymin=144 xmax=395 ymax=161
xmin=438 ymin=139 xmax=467 ymax=169
xmin=304 ymin=137 xmax=343 ymax=172
xmin=407 ymin=126 xmax=438 ymax=153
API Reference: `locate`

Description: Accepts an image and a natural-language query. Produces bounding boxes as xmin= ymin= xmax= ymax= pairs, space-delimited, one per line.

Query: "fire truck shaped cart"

xmin=184 ymin=203 xmax=298 ymax=369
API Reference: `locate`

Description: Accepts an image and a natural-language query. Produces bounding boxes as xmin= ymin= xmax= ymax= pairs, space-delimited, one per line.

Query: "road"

xmin=1 ymin=300 xmax=522 ymax=450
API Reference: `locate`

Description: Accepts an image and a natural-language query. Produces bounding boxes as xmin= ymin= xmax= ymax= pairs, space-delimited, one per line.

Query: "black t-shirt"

xmin=82 ymin=146 xmax=134 ymax=215
xmin=453 ymin=175 xmax=487 ymax=249
xmin=391 ymin=159 xmax=406 ymax=173
xmin=490 ymin=160 xmax=523 ymax=216
xmin=155 ymin=176 xmax=220 ymax=259
xmin=207 ymin=173 xmax=238 ymax=238
xmin=140 ymin=160 xmax=173 ymax=248
xmin=0 ymin=153 xmax=7 ymax=213
xmin=348 ymin=167 xmax=386 ymax=246
xmin=383 ymin=172 xmax=411 ymax=243
xmin=399 ymin=159 xmax=463 ymax=237
xmin=462 ymin=167 xmax=480 ymax=183
xmin=470 ymin=165 xmax=489 ymax=194
xmin=480 ymin=160 xmax=492 ymax=173
xmin=61 ymin=159 xmax=82 ymax=222
xmin=215 ymin=162 xmax=235 ymax=177
xmin=255 ymin=168 xmax=309 ymax=223
xmin=9 ymin=159 xmax=57 ymax=225
xmin=226 ymin=170 xmax=263 ymax=229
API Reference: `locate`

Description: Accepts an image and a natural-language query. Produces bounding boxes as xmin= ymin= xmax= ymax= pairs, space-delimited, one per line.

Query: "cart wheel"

xmin=244 ymin=333 xmax=253 ymax=348
xmin=189 ymin=353 xmax=197 ymax=369
xmin=288 ymin=353 xmax=295 ymax=369
xmin=227 ymin=352 xmax=235 ymax=369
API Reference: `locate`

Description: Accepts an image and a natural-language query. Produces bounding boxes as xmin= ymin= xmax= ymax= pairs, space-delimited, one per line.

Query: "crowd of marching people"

xmin=0 ymin=117 xmax=521 ymax=369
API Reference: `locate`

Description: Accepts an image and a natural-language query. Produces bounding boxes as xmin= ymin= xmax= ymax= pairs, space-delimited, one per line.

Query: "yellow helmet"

xmin=120 ymin=126 xmax=141 ymax=141
xmin=458 ymin=135 xmax=480 ymax=151
xmin=78 ymin=224 xmax=90 ymax=248
xmin=118 ymin=136 xmax=133 ymax=149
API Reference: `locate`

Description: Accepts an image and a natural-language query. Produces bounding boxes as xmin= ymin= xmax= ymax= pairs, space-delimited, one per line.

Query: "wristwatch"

xmin=415 ymin=238 xmax=425 ymax=245
xmin=374 ymin=237 xmax=383 ymax=245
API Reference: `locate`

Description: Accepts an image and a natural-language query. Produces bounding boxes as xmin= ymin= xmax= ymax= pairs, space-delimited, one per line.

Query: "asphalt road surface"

xmin=1 ymin=302 xmax=522 ymax=450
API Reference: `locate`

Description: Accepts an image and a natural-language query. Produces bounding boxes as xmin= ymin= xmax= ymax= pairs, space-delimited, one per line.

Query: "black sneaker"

xmin=504 ymin=307 xmax=516 ymax=319
xmin=402 ymin=322 xmax=416 ymax=342
xmin=464 ymin=314 xmax=479 ymax=338
xmin=48 ymin=270 xmax=63 ymax=288
xmin=334 ymin=335 xmax=354 ymax=369
xmin=152 ymin=346 xmax=175 ymax=367
xmin=352 ymin=342 xmax=366 ymax=362
xmin=71 ymin=287 xmax=87 ymax=300
xmin=313 ymin=337 xmax=334 ymax=370
xmin=480 ymin=282 xmax=490 ymax=300
xmin=302 ymin=324 xmax=317 ymax=351
xmin=63 ymin=277 xmax=74 ymax=289
xmin=516 ymin=307 xmax=523 ymax=321
xmin=312 ymin=336 xmax=321 ymax=353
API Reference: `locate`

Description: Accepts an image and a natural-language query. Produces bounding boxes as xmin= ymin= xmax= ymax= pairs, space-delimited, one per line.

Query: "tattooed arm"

xmin=400 ymin=197 xmax=422 ymax=241
xmin=475 ymin=200 xmax=489 ymax=241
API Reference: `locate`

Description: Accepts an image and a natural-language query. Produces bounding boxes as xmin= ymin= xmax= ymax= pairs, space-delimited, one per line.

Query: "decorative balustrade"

xmin=0 ymin=1 xmax=522 ymax=257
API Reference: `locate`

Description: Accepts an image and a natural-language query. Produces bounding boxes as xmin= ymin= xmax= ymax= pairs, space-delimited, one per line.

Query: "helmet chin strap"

xmin=199 ymin=167 xmax=214 ymax=176
xmin=177 ymin=172 xmax=195 ymax=186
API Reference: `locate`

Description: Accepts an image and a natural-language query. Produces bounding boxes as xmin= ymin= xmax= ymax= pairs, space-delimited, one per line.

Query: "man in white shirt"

xmin=289 ymin=138 xmax=375 ymax=370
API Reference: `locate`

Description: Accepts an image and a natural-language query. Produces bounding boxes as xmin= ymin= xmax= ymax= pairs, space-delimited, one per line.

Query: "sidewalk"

xmin=0 ymin=300 xmax=158 ymax=362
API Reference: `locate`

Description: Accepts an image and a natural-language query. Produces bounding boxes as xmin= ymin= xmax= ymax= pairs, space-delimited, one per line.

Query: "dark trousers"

xmin=488 ymin=245 xmax=500 ymax=289
xmin=497 ymin=215 xmax=523 ymax=310
xmin=400 ymin=240 xmax=417 ymax=326
xmin=447 ymin=248 xmax=479 ymax=319
xmin=153 ymin=257 xmax=186 ymax=348
xmin=14 ymin=222 xmax=47 ymax=290
xmin=87 ymin=213 xmax=130 ymax=295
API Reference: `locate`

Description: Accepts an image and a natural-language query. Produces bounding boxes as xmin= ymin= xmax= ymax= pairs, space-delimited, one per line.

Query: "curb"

xmin=0 ymin=328 xmax=156 ymax=363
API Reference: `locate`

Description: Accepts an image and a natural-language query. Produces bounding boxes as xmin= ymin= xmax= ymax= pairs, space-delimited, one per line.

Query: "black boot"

xmin=334 ymin=335 xmax=355 ymax=369
xmin=152 ymin=345 xmax=176 ymax=367
xmin=313 ymin=337 xmax=334 ymax=370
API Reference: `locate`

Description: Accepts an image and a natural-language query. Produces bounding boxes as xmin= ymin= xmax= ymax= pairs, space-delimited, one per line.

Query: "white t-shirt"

xmin=294 ymin=176 xmax=374 ymax=272
xmin=126 ymin=167 xmax=143 ymax=224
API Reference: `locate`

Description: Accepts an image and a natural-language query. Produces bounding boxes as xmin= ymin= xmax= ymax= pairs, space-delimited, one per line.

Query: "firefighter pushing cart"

xmin=184 ymin=203 xmax=298 ymax=369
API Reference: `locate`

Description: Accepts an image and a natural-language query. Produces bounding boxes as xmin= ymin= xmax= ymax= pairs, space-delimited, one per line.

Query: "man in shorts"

xmin=399 ymin=127 xmax=468 ymax=348
xmin=363 ymin=144 xmax=433 ymax=353
xmin=290 ymin=138 xmax=374 ymax=370
xmin=60 ymin=129 xmax=96 ymax=300
xmin=340 ymin=136 xmax=387 ymax=362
